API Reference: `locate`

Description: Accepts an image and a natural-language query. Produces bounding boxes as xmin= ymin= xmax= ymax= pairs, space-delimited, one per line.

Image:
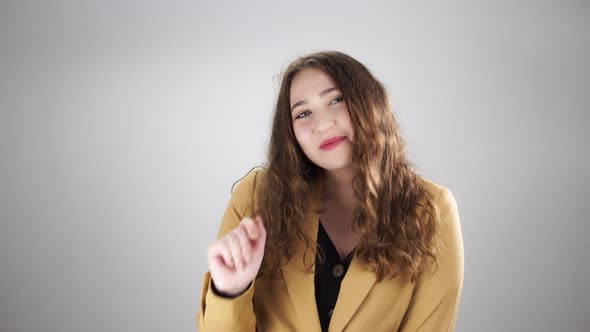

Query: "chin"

xmin=313 ymin=159 xmax=353 ymax=173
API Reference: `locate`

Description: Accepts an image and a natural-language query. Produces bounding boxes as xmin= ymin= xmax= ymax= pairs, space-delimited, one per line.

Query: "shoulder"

xmin=418 ymin=175 xmax=463 ymax=274
xmin=417 ymin=176 xmax=459 ymax=221
xmin=229 ymin=167 xmax=267 ymax=214
xmin=417 ymin=176 xmax=446 ymax=201
xmin=231 ymin=166 xmax=267 ymax=195
xmin=417 ymin=176 xmax=462 ymax=257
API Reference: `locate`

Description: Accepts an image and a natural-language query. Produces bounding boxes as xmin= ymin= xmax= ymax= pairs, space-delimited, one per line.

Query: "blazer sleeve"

xmin=196 ymin=169 xmax=262 ymax=332
xmin=399 ymin=187 xmax=465 ymax=332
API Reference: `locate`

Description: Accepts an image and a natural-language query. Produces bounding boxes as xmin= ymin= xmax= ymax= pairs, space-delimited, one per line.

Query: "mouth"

xmin=319 ymin=136 xmax=346 ymax=150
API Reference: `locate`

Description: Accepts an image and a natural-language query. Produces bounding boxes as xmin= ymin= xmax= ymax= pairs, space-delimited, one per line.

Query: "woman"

xmin=197 ymin=51 xmax=464 ymax=331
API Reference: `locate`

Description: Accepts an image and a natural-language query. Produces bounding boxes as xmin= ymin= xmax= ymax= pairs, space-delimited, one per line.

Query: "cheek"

xmin=339 ymin=108 xmax=353 ymax=132
xmin=293 ymin=123 xmax=313 ymax=149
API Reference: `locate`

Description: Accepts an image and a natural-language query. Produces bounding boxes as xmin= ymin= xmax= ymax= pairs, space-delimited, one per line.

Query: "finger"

xmin=236 ymin=225 xmax=254 ymax=264
xmin=240 ymin=217 xmax=259 ymax=239
xmin=251 ymin=218 xmax=267 ymax=254
xmin=256 ymin=216 xmax=266 ymax=238
xmin=211 ymin=253 xmax=234 ymax=274
xmin=209 ymin=241 xmax=234 ymax=269
xmin=226 ymin=232 xmax=245 ymax=271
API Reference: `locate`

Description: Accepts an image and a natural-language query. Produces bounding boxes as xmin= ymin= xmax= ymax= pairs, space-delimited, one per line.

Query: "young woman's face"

xmin=289 ymin=67 xmax=354 ymax=173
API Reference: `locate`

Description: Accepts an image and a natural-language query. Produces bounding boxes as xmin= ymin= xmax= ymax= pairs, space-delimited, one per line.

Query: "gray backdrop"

xmin=1 ymin=1 xmax=588 ymax=331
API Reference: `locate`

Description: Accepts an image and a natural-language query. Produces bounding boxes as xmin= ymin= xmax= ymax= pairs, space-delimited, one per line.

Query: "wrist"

xmin=211 ymin=279 xmax=250 ymax=298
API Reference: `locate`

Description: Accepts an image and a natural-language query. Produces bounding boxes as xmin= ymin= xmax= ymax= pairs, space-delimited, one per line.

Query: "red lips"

xmin=320 ymin=136 xmax=346 ymax=150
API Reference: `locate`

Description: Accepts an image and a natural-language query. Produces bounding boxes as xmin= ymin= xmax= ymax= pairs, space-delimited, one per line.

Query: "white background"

xmin=1 ymin=1 xmax=588 ymax=331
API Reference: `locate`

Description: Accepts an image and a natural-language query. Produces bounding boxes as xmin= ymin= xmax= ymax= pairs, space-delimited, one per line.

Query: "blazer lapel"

xmin=328 ymin=256 xmax=376 ymax=332
xmin=281 ymin=197 xmax=377 ymax=332
xmin=281 ymin=208 xmax=321 ymax=331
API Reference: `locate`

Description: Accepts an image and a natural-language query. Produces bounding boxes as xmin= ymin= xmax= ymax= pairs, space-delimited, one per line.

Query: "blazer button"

xmin=332 ymin=264 xmax=344 ymax=277
xmin=328 ymin=308 xmax=334 ymax=318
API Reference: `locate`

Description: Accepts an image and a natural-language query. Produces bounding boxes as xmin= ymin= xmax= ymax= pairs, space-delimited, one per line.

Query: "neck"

xmin=323 ymin=166 xmax=358 ymax=211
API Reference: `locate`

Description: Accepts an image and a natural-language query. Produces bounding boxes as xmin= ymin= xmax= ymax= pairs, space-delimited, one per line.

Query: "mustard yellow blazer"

xmin=196 ymin=170 xmax=464 ymax=331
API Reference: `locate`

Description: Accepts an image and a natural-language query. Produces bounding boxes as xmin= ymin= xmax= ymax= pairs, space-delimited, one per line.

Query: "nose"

xmin=313 ymin=108 xmax=336 ymax=134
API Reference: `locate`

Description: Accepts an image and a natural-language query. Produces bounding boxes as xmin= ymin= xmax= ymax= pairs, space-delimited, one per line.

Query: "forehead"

xmin=289 ymin=68 xmax=337 ymax=103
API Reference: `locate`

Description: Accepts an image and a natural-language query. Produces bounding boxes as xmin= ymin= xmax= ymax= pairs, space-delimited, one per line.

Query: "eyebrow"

xmin=290 ymin=87 xmax=339 ymax=112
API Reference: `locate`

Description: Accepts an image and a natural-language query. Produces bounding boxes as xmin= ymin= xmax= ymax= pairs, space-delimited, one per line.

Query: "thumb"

xmin=255 ymin=216 xmax=266 ymax=235
xmin=252 ymin=217 xmax=266 ymax=252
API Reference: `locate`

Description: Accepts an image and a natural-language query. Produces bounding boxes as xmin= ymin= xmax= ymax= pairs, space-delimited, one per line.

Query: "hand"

xmin=207 ymin=216 xmax=267 ymax=296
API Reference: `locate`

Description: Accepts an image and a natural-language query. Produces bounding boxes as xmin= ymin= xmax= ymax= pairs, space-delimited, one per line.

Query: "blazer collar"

xmin=281 ymin=198 xmax=377 ymax=332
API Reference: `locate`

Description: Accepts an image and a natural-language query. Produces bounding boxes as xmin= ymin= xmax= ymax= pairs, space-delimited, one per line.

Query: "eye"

xmin=295 ymin=110 xmax=311 ymax=120
xmin=329 ymin=96 xmax=344 ymax=106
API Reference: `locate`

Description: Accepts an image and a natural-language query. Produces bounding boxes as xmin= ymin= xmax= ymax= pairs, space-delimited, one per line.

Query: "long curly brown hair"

xmin=239 ymin=50 xmax=442 ymax=283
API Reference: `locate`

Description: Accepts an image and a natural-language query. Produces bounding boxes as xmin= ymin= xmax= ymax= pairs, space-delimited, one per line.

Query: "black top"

xmin=315 ymin=220 xmax=356 ymax=332
xmin=210 ymin=219 xmax=356 ymax=332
